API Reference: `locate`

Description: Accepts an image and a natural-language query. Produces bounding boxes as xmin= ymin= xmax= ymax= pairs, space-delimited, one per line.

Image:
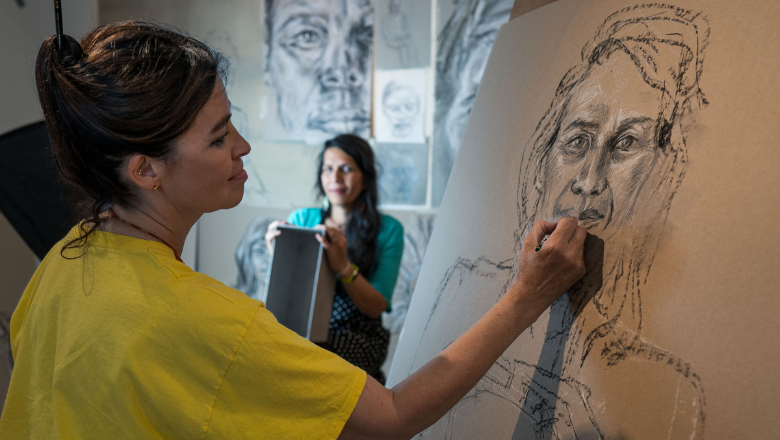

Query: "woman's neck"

xmin=102 ymin=204 xmax=195 ymax=256
xmin=328 ymin=203 xmax=352 ymax=228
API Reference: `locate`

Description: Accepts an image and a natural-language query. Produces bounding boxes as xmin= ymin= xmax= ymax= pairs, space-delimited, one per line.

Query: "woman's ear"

xmin=126 ymin=154 xmax=161 ymax=192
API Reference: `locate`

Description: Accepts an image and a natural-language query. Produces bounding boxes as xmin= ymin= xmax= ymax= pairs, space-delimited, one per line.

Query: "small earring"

xmin=138 ymin=170 xmax=142 ymax=175
xmin=153 ymin=185 xmax=160 ymax=191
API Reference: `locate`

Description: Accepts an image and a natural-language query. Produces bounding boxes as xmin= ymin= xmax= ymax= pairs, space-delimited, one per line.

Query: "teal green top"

xmin=287 ymin=208 xmax=404 ymax=311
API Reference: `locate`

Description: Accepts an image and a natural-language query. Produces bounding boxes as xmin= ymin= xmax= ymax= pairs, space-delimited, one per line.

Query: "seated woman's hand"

xmin=315 ymin=226 xmax=351 ymax=277
xmin=509 ymin=217 xmax=587 ymax=315
xmin=264 ymin=220 xmax=287 ymax=253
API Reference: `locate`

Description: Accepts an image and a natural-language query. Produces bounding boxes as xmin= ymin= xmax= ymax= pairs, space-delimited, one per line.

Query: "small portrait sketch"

xmin=380 ymin=0 xmax=420 ymax=67
xmin=431 ymin=0 xmax=513 ymax=206
xmin=376 ymin=142 xmax=428 ymax=205
xmin=262 ymin=0 xmax=373 ymax=143
xmin=409 ymin=4 xmax=710 ymax=439
xmin=375 ymin=0 xmax=432 ymax=70
xmin=375 ymin=69 xmax=427 ymax=144
xmin=383 ymin=81 xmax=421 ymax=139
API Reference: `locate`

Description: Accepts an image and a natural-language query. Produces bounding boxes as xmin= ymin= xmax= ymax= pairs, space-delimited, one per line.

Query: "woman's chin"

xmin=222 ymin=188 xmax=246 ymax=210
xmin=328 ymin=197 xmax=354 ymax=208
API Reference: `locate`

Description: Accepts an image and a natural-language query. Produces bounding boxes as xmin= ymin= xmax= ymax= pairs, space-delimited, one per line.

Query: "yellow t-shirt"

xmin=0 ymin=227 xmax=366 ymax=439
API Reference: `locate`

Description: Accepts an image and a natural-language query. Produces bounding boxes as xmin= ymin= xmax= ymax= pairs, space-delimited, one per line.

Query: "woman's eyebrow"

xmin=564 ymin=118 xmax=600 ymax=132
xmin=615 ymin=116 xmax=653 ymax=134
xmin=209 ymin=113 xmax=232 ymax=135
xmin=277 ymin=12 xmax=329 ymax=33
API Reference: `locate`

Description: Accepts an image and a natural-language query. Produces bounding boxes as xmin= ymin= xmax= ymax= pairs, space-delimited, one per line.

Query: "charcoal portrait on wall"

xmin=263 ymin=0 xmax=373 ymax=143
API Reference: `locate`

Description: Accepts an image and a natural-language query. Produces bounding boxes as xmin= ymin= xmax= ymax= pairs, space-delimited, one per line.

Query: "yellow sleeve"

xmin=205 ymin=306 xmax=366 ymax=439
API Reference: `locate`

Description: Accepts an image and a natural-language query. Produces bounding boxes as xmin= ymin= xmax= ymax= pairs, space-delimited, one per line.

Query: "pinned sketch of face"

xmin=539 ymin=53 xmax=663 ymax=237
xmin=382 ymin=82 xmax=420 ymax=138
xmin=266 ymin=0 xmax=373 ymax=139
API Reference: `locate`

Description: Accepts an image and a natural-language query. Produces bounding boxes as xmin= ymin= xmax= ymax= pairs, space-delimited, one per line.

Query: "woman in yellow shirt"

xmin=0 ymin=20 xmax=587 ymax=439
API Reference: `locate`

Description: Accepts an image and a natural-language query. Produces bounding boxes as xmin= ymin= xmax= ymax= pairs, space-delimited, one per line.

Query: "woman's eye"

xmin=212 ymin=131 xmax=229 ymax=147
xmin=614 ymin=136 xmax=637 ymax=152
xmin=357 ymin=26 xmax=373 ymax=46
xmin=289 ymin=28 xmax=324 ymax=50
xmin=562 ymin=135 xmax=589 ymax=155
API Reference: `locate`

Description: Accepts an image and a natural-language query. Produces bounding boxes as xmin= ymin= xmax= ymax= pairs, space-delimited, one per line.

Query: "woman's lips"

xmin=229 ymin=169 xmax=248 ymax=181
xmin=579 ymin=208 xmax=604 ymax=221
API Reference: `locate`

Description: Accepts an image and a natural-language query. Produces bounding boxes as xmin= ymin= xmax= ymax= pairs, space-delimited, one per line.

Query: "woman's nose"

xmin=571 ymin=151 xmax=608 ymax=196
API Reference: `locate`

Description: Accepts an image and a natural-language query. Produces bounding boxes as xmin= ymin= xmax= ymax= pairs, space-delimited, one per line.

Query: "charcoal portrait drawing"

xmin=379 ymin=0 xmax=420 ymax=67
xmin=408 ymin=4 xmax=710 ymax=439
xmin=263 ymin=0 xmax=373 ymax=142
xmin=382 ymin=81 xmax=422 ymax=140
xmin=432 ymin=0 xmax=513 ymax=205
xmin=376 ymin=143 xmax=427 ymax=205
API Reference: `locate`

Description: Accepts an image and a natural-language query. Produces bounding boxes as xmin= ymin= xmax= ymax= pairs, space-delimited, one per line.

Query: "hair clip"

xmin=54 ymin=0 xmax=63 ymax=50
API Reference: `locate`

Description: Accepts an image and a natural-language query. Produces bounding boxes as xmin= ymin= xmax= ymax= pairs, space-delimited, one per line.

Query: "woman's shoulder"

xmin=378 ymin=214 xmax=404 ymax=243
xmin=379 ymin=213 xmax=403 ymax=229
xmin=287 ymin=207 xmax=322 ymax=227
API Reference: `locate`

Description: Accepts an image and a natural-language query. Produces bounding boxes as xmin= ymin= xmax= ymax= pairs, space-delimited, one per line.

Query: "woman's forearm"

xmin=341 ymin=275 xmax=388 ymax=318
xmin=391 ymin=289 xmax=538 ymax=434
xmin=339 ymin=218 xmax=587 ymax=440
xmin=340 ymin=284 xmax=544 ymax=439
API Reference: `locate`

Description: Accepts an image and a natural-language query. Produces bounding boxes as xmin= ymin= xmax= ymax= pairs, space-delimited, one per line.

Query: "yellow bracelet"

xmin=339 ymin=263 xmax=360 ymax=284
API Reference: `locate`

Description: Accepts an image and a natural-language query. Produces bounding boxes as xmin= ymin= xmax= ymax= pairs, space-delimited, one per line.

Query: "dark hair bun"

xmin=57 ymin=34 xmax=84 ymax=66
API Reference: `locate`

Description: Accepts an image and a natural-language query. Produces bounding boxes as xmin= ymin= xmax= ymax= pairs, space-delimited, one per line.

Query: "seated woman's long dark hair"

xmin=315 ymin=135 xmax=381 ymax=275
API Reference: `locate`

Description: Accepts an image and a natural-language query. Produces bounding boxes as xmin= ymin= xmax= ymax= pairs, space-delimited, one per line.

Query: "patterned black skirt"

xmin=316 ymin=282 xmax=390 ymax=385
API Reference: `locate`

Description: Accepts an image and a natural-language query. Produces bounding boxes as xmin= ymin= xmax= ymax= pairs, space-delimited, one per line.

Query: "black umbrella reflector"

xmin=0 ymin=122 xmax=76 ymax=259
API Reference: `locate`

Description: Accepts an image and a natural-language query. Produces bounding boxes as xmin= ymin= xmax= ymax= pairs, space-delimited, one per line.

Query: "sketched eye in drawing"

xmin=410 ymin=4 xmax=710 ymax=439
xmin=382 ymin=81 xmax=421 ymax=139
xmin=264 ymin=0 xmax=373 ymax=141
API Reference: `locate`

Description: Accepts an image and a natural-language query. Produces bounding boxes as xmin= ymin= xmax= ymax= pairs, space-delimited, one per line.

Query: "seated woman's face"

xmin=320 ymin=147 xmax=365 ymax=209
xmin=161 ymin=80 xmax=252 ymax=214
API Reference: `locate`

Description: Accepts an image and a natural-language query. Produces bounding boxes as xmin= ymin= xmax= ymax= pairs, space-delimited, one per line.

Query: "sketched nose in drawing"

xmin=320 ymin=42 xmax=364 ymax=90
xmin=571 ymin=152 xmax=608 ymax=196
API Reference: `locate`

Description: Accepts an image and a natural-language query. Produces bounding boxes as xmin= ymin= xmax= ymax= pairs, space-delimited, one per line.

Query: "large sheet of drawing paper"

xmin=387 ymin=1 xmax=780 ymax=439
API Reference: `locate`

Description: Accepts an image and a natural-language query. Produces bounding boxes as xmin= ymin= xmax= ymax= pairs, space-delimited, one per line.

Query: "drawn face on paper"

xmin=383 ymin=82 xmax=420 ymax=138
xmin=266 ymin=0 xmax=373 ymax=139
xmin=540 ymin=54 xmax=663 ymax=236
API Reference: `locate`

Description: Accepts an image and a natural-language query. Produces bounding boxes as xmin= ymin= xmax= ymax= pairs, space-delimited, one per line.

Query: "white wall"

xmin=0 ymin=0 xmax=98 ymax=136
xmin=0 ymin=0 xmax=98 ymax=414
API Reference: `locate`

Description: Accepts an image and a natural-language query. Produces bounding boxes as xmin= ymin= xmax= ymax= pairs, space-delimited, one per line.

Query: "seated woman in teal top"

xmin=266 ymin=134 xmax=404 ymax=384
